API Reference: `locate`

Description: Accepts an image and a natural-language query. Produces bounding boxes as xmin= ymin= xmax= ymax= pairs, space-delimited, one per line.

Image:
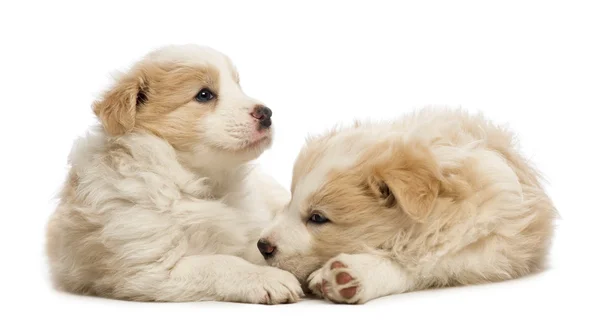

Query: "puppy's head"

xmin=93 ymin=44 xmax=273 ymax=166
xmin=259 ymin=125 xmax=450 ymax=282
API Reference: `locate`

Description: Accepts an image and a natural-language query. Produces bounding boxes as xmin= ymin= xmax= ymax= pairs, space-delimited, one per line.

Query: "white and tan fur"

xmin=45 ymin=45 xmax=302 ymax=304
xmin=260 ymin=108 xmax=556 ymax=304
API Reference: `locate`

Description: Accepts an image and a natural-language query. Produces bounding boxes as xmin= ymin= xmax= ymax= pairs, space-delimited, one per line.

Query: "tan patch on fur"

xmin=368 ymin=141 xmax=442 ymax=222
xmin=93 ymin=61 xmax=220 ymax=152
xmin=300 ymin=138 xmax=471 ymax=260
xmin=46 ymin=169 xmax=110 ymax=295
xmin=304 ymin=166 xmax=407 ymax=260
xmin=92 ymin=74 xmax=141 ymax=136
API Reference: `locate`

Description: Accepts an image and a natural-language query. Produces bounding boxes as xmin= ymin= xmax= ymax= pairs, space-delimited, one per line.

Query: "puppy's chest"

xmin=202 ymin=179 xmax=263 ymax=212
xmin=180 ymin=178 xmax=268 ymax=256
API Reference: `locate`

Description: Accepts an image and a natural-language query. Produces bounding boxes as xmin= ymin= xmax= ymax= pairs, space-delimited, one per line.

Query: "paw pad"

xmin=339 ymin=286 xmax=357 ymax=299
xmin=336 ymin=271 xmax=353 ymax=285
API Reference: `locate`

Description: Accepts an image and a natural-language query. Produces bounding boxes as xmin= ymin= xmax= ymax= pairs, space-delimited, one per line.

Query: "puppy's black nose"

xmin=257 ymin=238 xmax=276 ymax=259
xmin=251 ymin=105 xmax=272 ymax=128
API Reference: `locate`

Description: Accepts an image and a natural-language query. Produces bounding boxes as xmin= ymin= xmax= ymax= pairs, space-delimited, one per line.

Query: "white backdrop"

xmin=1 ymin=0 xmax=598 ymax=320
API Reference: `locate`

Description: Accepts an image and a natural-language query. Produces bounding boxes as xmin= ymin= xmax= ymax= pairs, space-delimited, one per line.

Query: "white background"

xmin=1 ymin=0 xmax=599 ymax=320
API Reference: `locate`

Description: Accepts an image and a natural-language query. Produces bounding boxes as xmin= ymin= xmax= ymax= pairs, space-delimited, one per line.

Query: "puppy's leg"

xmin=126 ymin=255 xmax=303 ymax=303
xmin=308 ymin=253 xmax=411 ymax=304
xmin=111 ymin=199 xmax=301 ymax=303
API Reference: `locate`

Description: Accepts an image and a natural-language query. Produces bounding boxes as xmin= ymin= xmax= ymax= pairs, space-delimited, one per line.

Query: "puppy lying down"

xmin=46 ymin=45 xmax=303 ymax=304
xmin=259 ymin=108 xmax=556 ymax=304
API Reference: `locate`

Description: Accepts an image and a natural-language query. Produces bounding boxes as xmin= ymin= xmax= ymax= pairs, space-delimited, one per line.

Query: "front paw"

xmin=308 ymin=254 xmax=365 ymax=304
xmin=245 ymin=267 xmax=304 ymax=304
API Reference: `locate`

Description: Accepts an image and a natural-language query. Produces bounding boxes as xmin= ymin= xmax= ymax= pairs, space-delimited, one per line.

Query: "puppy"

xmin=259 ymin=108 xmax=556 ymax=304
xmin=45 ymin=45 xmax=303 ymax=304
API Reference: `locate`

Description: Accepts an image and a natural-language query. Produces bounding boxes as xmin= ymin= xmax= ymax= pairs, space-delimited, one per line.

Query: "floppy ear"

xmin=367 ymin=142 xmax=441 ymax=223
xmin=92 ymin=71 xmax=148 ymax=136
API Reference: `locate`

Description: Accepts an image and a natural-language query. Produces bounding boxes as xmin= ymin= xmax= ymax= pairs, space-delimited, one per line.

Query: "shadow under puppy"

xmin=259 ymin=108 xmax=556 ymax=304
xmin=46 ymin=44 xmax=303 ymax=304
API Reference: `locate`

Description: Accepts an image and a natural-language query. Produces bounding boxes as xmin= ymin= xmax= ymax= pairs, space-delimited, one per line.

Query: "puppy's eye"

xmin=195 ymin=88 xmax=215 ymax=102
xmin=308 ymin=211 xmax=329 ymax=224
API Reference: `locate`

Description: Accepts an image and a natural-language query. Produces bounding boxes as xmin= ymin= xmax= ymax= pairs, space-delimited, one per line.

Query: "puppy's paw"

xmin=245 ymin=267 xmax=304 ymax=304
xmin=308 ymin=254 xmax=366 ymax=304
xmin=307 ymin=267 xmax=325 ymax=298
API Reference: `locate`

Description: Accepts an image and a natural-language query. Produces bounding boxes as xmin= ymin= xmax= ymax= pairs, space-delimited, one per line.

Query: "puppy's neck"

xmin=94 ymin=128 xmax=251 ymax=197
xmin=176 ymin=150 xmax=252 ymax=196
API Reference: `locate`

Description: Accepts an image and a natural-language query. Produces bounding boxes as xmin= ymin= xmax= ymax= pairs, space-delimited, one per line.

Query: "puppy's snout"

xmin=257 ymin=238 xmax=276 ymax=259
xmin=251 ymin=105 xmax=272 ymax=128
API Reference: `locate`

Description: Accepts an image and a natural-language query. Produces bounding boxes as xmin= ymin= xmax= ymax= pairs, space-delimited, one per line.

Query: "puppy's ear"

xmin=93 ymin=71 xmax=148 ymax=136
xmin=367 ymin=142 xmax=441 ymax=223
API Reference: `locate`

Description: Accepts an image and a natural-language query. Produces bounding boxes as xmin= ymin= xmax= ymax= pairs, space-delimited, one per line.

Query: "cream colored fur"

xmin=261 ymin=108 xmax=556 ymax=304
xmin=45 ymin=45 xmax=302 ymax=304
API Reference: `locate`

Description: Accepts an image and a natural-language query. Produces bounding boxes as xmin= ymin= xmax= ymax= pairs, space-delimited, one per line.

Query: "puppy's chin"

xmin=227 ymin=133 xmax=273 ymax=160
xmin=267 ymin=255 xmax=322 ymax=284
xmin=241 ymin=133 xmax=272 ymax=152
xmin=184 ymin=134 xmax=271 ymax=169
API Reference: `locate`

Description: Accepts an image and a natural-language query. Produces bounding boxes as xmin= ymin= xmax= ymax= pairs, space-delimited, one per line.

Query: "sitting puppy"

xmin=45 ymin=45 xmax=303 ymax=304
xmin=258 ymin=108 xmax=556 ymax=304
